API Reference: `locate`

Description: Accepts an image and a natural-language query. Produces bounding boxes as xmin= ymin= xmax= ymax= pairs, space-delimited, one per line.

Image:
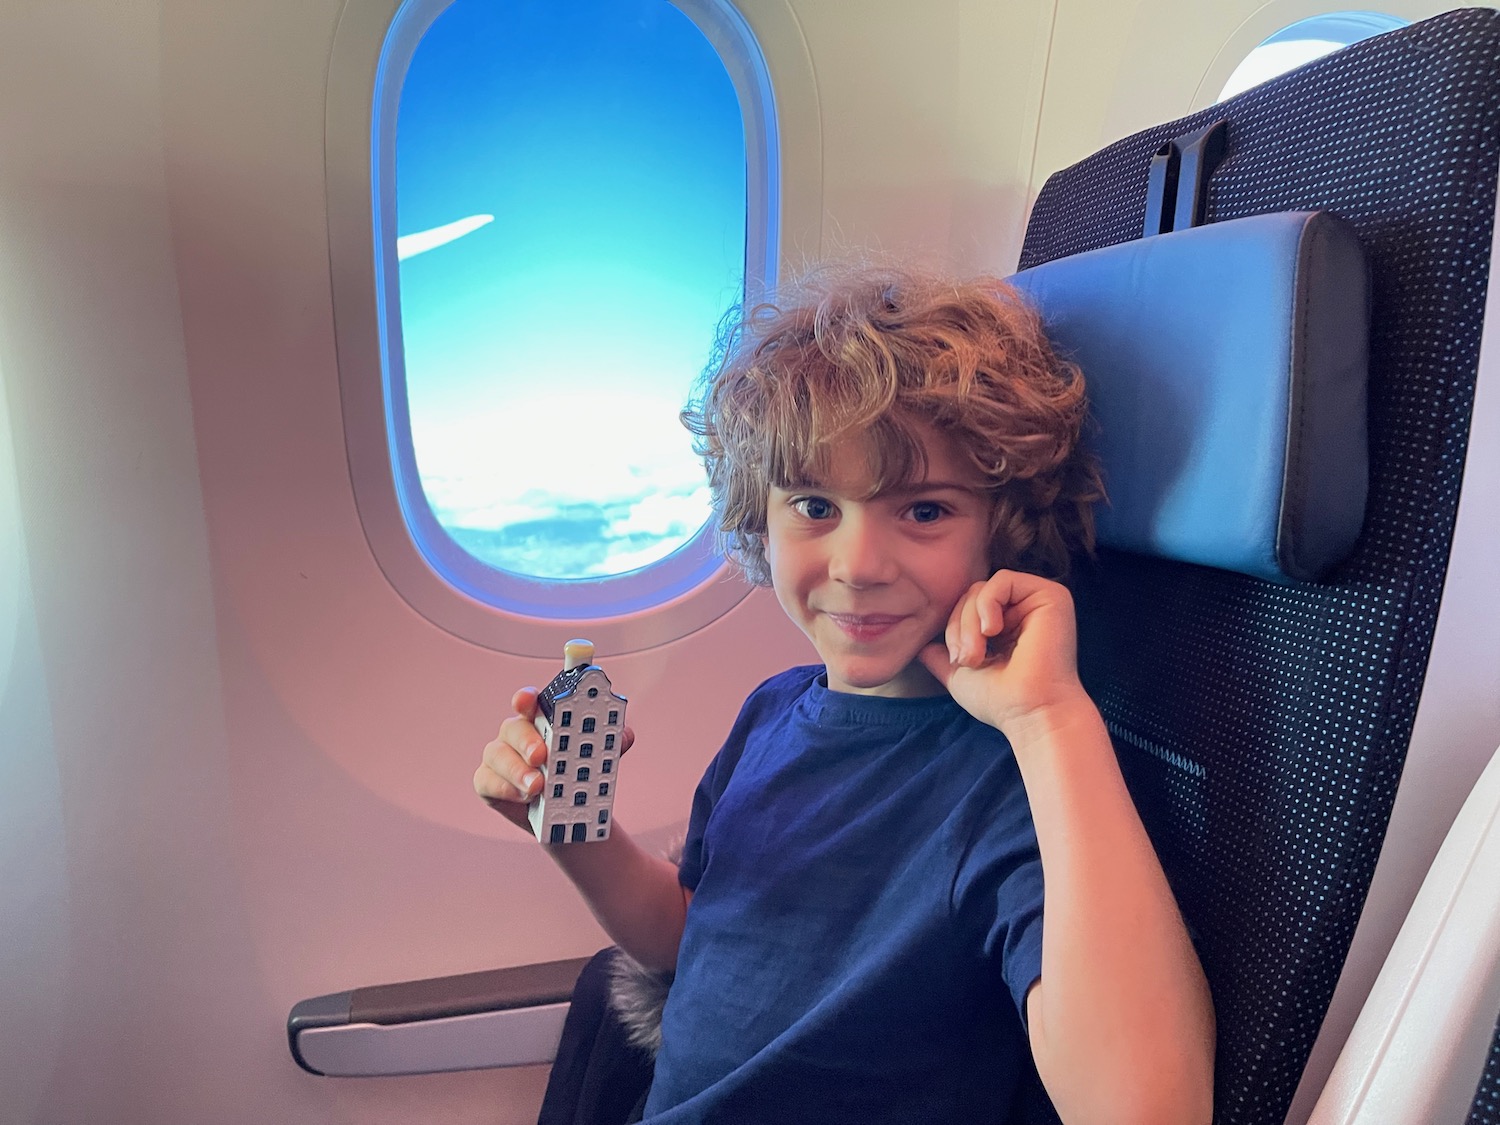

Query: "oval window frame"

xmin=1192 ymin=4 xmax=1409 ymax=111
xmin=326 ymin=0 xmax=819 ymax=656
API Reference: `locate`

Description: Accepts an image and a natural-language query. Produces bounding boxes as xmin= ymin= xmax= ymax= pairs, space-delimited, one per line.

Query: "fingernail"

xmin=520 ymin=771 xmax=540 ymax=794
xmin=528 ymin=744 xmax=547 ymax=767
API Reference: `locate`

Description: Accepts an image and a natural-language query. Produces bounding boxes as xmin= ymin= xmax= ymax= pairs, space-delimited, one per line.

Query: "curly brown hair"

xmin=682 ymin=262 xmax=1105 ymax=586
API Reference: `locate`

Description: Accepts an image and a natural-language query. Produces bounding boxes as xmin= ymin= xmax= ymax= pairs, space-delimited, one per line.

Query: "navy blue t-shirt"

xmin=641 ymin=666 xmax=1045 ymax=1124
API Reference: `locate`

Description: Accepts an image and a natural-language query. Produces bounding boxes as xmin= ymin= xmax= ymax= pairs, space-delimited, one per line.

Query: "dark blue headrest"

xmin=1009 ymin=211 xmax=1369 ymax=583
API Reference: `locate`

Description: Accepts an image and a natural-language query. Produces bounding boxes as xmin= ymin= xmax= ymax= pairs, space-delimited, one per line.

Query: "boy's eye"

xmin=793 ymin=496 xmax=836 ymax=520
xmin=909 ymin=501 xmax=947 ymax=523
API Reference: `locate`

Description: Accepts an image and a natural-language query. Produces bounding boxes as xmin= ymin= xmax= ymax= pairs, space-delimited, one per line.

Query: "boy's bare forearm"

xmin=1010 ymin=695 xmax=1215 ymax=1125
xmin=544 ymin=822 xmax=690 ymax=974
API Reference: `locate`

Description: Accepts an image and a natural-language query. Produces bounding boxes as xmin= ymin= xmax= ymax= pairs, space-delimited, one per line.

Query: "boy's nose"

xmin=827 ymin=516 xmax=898 ymax=587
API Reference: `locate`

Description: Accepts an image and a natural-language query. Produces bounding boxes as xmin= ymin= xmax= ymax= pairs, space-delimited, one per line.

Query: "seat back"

xmin=1017 ymin=10 xmax=1499 ymax=1124
xmin=1472 ymin=1020 xmax=1500 ymax=1124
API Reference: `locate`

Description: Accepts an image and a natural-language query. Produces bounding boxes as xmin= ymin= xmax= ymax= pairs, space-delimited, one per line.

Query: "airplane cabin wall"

xmin=1030 ymin=0 xmax=1480 ymax=186
xmin=0 ymin=6 xmax=293 ymax=1121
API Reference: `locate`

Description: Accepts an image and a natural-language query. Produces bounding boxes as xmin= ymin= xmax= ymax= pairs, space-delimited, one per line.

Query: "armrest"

xmin=288 ymin=956 xmax=591 ymax=1077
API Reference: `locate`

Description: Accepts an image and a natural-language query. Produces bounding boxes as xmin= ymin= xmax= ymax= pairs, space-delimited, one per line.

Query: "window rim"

xmin=326 ymin=0 xmax=794 ymax=658
xmin=1191 ymin=4 xmax=1409 ymax=111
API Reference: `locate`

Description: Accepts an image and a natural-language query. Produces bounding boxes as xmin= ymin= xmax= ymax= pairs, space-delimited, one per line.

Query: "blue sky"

xmin=394 ymin=0 xmax=747 ymax=578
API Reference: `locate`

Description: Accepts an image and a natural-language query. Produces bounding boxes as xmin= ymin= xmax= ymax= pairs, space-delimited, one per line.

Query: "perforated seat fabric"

xmin=1015 ymin=10 xmax=1498 ymax=1125
xmin=1472 ymin=1015 xmax=1500 ymax=1125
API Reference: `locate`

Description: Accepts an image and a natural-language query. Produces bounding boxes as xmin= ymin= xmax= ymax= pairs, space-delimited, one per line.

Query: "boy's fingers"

xmin=944 ymin=586 xmax=973 ymax=663
xmin=482 ymin=733 xmax=544 ymax=797
xmin=474 ymin=758 xmax=540 ymax=804
xmin=619 ymin=726 xmax=636 ymax=756
xmin=474 ymin=761 xmax=543 ymax=834
xmin=976 ymin=587 xmax=1006 ymax=639
xmin=959 ymin=591 xmax=985 ymax=666
xmin=510 ymin=686 xmax=540 ymax=719
xmin=498 ymin=713 xmax=549 ymax=769
xmin=976 ymin=571 xmax=1024 ymax=631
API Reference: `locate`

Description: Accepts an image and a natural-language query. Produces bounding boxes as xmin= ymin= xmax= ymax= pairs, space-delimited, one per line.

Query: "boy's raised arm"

xmin=920 ymin=572 xmax=1215 ymax=1125
xmin=476 ymin=687 xmax=690 ymax=974
xmin=1010 ymin=697 xmax=1215 ymax=1125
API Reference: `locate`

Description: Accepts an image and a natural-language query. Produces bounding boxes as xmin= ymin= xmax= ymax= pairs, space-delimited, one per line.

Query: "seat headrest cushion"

xmin=1008 ymin=210 xmax=1369 ymax=583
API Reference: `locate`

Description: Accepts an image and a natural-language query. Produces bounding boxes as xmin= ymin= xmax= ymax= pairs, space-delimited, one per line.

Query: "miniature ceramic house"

xmin=529 ymin=639 xmax=627 ymax=845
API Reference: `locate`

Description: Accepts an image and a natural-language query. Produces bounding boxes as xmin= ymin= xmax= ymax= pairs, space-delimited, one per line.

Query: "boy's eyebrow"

xmin=776 ymin=479 xmax=987 ymax=497
xmin=878 ymin=480 xmax=987 ymax=497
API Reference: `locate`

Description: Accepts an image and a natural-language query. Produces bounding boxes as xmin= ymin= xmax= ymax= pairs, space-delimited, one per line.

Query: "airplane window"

xmin=332 ymin=0 xmax=779 ymax=647
xmin=1217 ymin=12 xmax=1407 ymax=101
xmin=388 ymin=0 xmax=768 ymax=617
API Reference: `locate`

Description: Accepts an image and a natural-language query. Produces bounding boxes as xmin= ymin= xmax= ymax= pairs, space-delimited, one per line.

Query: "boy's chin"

xmin=826 ymin=657 xmax=944 ymax=698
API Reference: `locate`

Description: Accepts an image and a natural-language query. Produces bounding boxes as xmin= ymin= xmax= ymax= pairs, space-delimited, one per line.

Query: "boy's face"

xmin=764 ymin=425 xmax=994 ymax=698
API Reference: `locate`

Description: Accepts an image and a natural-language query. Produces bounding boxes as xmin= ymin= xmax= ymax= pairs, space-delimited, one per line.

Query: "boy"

xmin=476 ymin=266 xmax=1215 ymax=1124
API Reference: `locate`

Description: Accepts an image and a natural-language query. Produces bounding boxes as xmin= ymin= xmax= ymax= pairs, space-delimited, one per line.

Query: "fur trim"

xmin=608 ymin=949 xmax=673 ymax=1055
xmin=606 ymin=837 xmax=682 ymax=1056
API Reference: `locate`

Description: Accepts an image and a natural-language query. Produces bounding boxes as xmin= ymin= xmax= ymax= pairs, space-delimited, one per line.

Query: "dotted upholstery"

xmin=1471 ymin=1013 xmax=1500 ymax=1125
xmin=1015 ymin=10 xmax=1499 ymax=1125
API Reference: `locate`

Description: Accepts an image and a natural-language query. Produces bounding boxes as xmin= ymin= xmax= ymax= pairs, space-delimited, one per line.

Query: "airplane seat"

xmin=288 ymin=9 xmax=1499 ymax=1124
xmin=1473 ymin=1021 xmax=1500 ymax=1125
xmin=1305 ymin=742 xmax=1500 ymax=1125
xmin=1014 ymin=7 xmax=1498 ymax=1124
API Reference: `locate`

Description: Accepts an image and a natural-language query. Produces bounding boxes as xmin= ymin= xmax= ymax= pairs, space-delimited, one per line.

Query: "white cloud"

xmin=605 ymin=488 xmax=712 ymax=540
xmin=584 ymin=538 xmax=690 ymax=576
xmin=412 ymin=391 xmax=707 ymax=524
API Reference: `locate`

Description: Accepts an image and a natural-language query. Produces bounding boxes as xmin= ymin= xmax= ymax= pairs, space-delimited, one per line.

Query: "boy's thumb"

xmin=917 ymin=641 xmax=955 ymax=687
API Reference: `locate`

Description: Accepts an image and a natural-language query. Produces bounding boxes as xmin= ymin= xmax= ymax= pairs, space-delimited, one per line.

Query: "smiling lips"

xmin=826 ymin=613 xmax=909 ymax=642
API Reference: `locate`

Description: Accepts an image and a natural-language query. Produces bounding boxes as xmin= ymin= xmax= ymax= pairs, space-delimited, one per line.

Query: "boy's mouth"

xmin=826 ymin=613 xmax=907 ymax=641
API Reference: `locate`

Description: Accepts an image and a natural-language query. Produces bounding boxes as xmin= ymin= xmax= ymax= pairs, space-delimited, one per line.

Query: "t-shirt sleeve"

xmin=677 ymin=749 xmax=731 ymax=892
xmin=676 ymin=666 xmax=818 ymax=892
xmin=992 ymin=855 xmax=1045 ymax=1029
xmin=952 ymin=768 xmax=1047 ymax=1030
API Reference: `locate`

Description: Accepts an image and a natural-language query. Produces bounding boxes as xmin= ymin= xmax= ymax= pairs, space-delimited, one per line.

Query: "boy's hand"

xmin=474 ymin=686 xmax=634 ymax=835
xmin=918 ymin=570 xmax=1091 ymax=743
